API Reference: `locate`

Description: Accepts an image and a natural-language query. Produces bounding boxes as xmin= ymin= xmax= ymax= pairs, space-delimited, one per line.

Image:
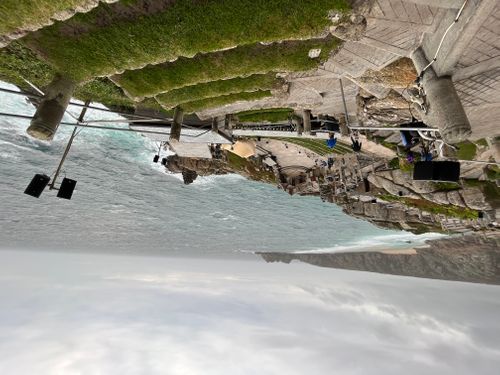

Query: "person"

xmin=420 ymin=143 xmax=433 ymax=161
xmin=326 ymin=133 xmax=337 ymax=149
xmin=327 ymin=157 xmax=334 ymax=169
xmin=406 ymin=151 xmax=415 ymax=163
xmin=351 ymin=136 xmax=362 ymax=152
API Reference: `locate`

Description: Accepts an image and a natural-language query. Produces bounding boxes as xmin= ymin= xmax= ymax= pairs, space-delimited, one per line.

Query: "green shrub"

xmin=25 ymin=0 xmax=349 ymax=81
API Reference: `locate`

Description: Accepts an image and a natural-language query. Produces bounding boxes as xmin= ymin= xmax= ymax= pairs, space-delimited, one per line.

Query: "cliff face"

xmin=165 ymin=155 xmax=231 ymax=184
xmin=257 ymin=234 xmax=500 ymax=285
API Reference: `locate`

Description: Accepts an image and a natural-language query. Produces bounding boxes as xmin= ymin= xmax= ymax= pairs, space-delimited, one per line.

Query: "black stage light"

xmin=161 ymin=157 xmax=168 ymax=166
xmin=435 ymin=161 xmax=460 ymax=182
xmin=153 ymin=155 xmax=160 ymax=163
xmin=414 ymin=161 xmax=460 ymax=182
xmin=57 ymin=178 xmax=77 ymax=200
xmin=413 ymin=161 xmax=434 ymax=180
xmin=24 ymin=174 xmax=50 ymax=198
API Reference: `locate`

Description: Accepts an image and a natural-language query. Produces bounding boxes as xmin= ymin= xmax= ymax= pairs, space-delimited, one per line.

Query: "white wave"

xmin=291 ymin=232 xmax=445 ymax=254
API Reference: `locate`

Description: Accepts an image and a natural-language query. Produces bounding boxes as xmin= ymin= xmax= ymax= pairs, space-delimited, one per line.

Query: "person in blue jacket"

xmin=326 ymin=133 xmax=337 ymax=149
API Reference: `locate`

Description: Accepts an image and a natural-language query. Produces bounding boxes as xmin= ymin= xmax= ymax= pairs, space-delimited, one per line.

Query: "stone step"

xmin=329 ymin=40 xmax=401 ymax=78
xmin=370 ymin=0 xmax=441 ymax=26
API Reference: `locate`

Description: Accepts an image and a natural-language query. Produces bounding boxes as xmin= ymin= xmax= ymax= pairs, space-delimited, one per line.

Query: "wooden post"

xmin=170 ymin=106 xmax=184 ymax=141
xmin=27 ymin=74 xmax=76 ymax=141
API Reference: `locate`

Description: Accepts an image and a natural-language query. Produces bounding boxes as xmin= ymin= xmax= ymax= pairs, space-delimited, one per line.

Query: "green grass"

xmin=0 ymin=41 xmax=157 ymax=111
xmin=276 ymin=137 xmax=352 ymax=156
xmin=155 ymin=73 xmax=281 ymax=109
xmin=456 ymin=141 xmax=477 ymax=160
xmin=0 ymin=0 xmax=88 ymax=36
xmin=388 ymin=157 xmax=400 ymax=169
xmin=237 ymin=108 xmax=293 ymax=123
xmin=485 ymin=165 xmax=500 ymax=181
xmin=169 ymin=90 xmax=273 ymax=114
xmin=25 ymin=0 xmax=349 ymax=81
xmin=475 ymin=138 xmax=488 ymax=147
xmin=114 ymin=36 xmax=341 ymax=99
xmin=433 ymin=182 xmax=460 ymax=191
xmin=378 ymin=194 xmax=479 ymax=220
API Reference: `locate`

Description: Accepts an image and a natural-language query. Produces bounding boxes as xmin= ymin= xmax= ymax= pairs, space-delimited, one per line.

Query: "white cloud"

xmin=0 ymin=250 xmax=499 ymax=375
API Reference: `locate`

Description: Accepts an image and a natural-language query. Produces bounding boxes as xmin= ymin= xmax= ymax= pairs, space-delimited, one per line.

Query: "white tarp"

xmin=168 ymin=140 xmax=213 ymax=159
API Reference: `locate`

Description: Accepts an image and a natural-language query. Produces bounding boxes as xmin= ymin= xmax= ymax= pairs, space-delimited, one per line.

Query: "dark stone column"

xmin=170 ymin=106 xmax=184 ymax=141
xmin=411 ymin=48 xmax=472 ymax=144
xmin=303 ymin=109 xmax=312 ymax=135
xmin=224 ymin=114 xmax=234 ymax=130
xmin=27 ymin=74 xmax=76 ymax=141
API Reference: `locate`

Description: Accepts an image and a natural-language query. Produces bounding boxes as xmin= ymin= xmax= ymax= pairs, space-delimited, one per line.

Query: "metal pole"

xmin=0 ymin=87 xmax=171 ymax=121
xmin=339 ymin=78 xmax=350 ymax=128
xmin=49 ymin=100 xmax=90 ymax=189
xmin=349 ymin=126 xmax=440 ymax=132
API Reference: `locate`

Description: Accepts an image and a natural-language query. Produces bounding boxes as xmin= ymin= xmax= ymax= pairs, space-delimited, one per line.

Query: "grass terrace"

xmin=24 ymin=0 xmax=349 ymax=81
xmin=156 ymin=73 xmax=282 ymax=110
xmin=168 ymin=90 xmax=273 ymax=114
xmin=114 ymin=36 xmax=341 ymax=100
xmin=0 ymin=42 xmax=144 ymax=110
xmin=237 ymin=108 xmax=294 ymax=123
xmin=277 ymin=137 xmax=353 ymax=155
xmin=0 ymin=0 xmax=92 ymax=37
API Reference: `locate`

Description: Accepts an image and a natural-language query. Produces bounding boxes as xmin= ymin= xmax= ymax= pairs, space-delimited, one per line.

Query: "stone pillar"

xmin=224 ymin=114 xmax=234 ymax=130
xmin=293 ymin=116 xmax=303 ymax=136
xmin=411 ymin=48 xmax=471 ymax=144
xmin=27 ymin=74 xmax=76 ymax=141
xmin=170 ymin=106 xmax=184 ymax=142
xmin=303 ymin=109 xmax=312 ymax=135
xmin=211 ymin=117 xmax=218 ymax=133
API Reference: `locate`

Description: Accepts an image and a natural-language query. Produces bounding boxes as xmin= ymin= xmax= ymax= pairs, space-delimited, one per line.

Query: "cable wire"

xmin=418 ymin=0 xmax=469 ymax=80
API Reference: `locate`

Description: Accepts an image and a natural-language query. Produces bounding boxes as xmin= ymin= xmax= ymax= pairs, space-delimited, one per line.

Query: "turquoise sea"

xmin=0 ymin=82 xmax=441 ymax=256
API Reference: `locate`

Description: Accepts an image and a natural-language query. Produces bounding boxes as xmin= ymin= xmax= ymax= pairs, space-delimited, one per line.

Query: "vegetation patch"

xmin=378 ymin=194 xmax=479 ymax=220
xmin=168 ymin=90 xmax=273 ymax=114
xmin=114 ymin=36 xmax=341 ymax=99
xmin=237 ymin=108 xmax=293 ymax=123
xmin=156 ymin=73 xmax=281 ymax=109
xmin=226 ymin=151 xmax=276 ymax=183
xmin=485 ymin=165 xmax=500 ymax=181
xmin=433 ymin=182 xmax=460 ymax=191
xmin=456 ymin=140 xmax=477 ymax=160
xmin=25 ymin=0 xmax=349 ymax=81
xmin=0 ymin=0 xmax=90 ymax=37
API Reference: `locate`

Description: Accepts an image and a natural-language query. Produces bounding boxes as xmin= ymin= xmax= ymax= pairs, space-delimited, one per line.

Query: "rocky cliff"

xmin=257 ymin=234 xmax=500 ymax=285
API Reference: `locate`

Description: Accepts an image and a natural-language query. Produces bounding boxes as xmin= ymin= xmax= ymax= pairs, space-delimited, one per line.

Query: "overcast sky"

xmin=0 ymin=249 xmax=499 ymax=375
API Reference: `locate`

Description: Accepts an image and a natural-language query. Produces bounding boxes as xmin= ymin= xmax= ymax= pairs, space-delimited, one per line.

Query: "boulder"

xmin=460 ymin=188 xmax=492 ymax=211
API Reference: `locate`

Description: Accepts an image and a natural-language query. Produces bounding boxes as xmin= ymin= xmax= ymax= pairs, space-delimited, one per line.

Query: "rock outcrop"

xmin=258 ymin=233 xmax=500 ymax=285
